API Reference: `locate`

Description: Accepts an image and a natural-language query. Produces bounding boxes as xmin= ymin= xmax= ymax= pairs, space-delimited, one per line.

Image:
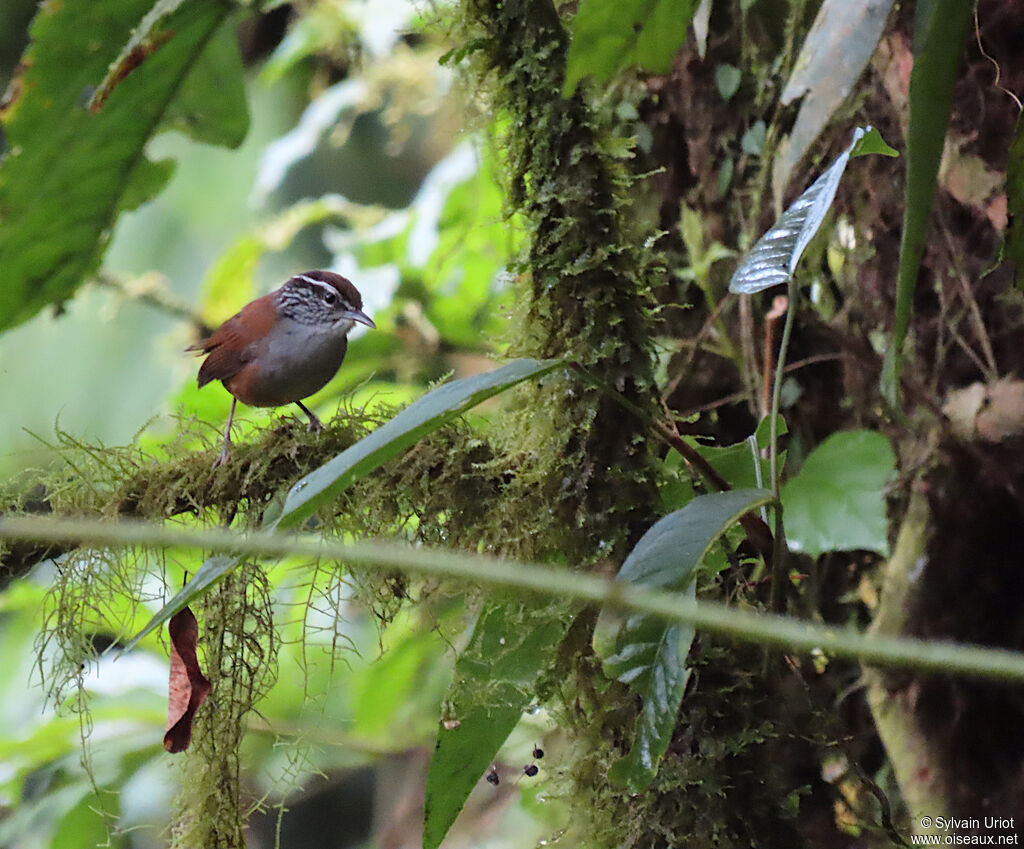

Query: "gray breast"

xmin=251 ymin=320 xmax=351 ymax=405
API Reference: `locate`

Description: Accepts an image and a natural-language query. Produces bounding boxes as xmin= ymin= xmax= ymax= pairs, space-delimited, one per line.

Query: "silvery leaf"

xmin=729 ymin=126 xmax=867 ymax=294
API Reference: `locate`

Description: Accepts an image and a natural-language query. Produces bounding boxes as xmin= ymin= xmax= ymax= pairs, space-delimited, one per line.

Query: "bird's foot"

xmin=295 ymin=401 xmax=324 ymax=433
xmin=212 ymin=445 xmax=231 ymax=468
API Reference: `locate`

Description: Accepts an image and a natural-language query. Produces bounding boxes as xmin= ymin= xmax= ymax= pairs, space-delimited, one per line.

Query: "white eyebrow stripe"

xmin=296 ymin=275 xmax=338 ymax=297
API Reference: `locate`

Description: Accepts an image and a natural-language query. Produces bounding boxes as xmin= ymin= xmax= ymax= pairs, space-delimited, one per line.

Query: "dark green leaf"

xmin=271 ymin=359 xmax=564 ymax=531
xmin=881 ymin=0 xmax=972 ymax=407
xmin=781 ymin=430 xmax=895 ymax=557
xmin=594 ymin=489 xmax=774 ymax=791
xmin=0 ymin=0 xmax=237 ymax=332
xmin=611 ymin=489 xmax=774 ymax=591
xmin=423 ymin=598 xmax=575 ymax=849
xmin=661 ymin=417 xmax=785 ymax=511
xmin=564 ymin=0 xmax=697 ymax=95
xmin=603 ymin=608 xmax=694 ymax=791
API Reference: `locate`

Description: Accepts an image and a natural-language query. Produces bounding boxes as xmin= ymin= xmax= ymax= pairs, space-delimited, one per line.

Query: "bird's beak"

xmin=343 ymin=309 xmax=376 ymax=330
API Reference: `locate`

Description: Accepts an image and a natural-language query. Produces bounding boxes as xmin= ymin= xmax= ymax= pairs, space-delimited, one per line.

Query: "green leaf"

xmin=731 ymin=126 xmax=873 ymax=294
xmin=715 ymin=63 xmax=741 ymax=101
xmin=781 ymin=430 xmax=896 ymax=557
xmin=118 ymin=157 xmax=177 ymax=213
xmin=51 ymin=787 xmax=119 ymax=849
xmin=740 ymin=119 xmax=767 ymax=156
xmin=88 ymin=0 xmax=189 ymax=110
xmin=606 ymin=489 xmax=775 ymax=592
xmin=849 ymin=126 xmax=899 ymax=159
xmin=0 ymin=0 xmax=237 ymax=332
xmin=123 ymin=359 xmax=565 ymax=651
xmin=351 ymin=617 xmax=450 ymax=742
xmin=423 ymin=598 xmax=575 ymax=849
xmin=564 ymin=0 xmax=697 ymax=95
xmin=271 ymin=358 xmax=565 ymax=531
xmin=163 ymin=18 xmax=249 ymax=148
xmin=663 ymin=415 xmax=790 ymax=505
xmin=881 ymin=0 xmax=972 ymax=407
xmin=603 ymin=610 xmax=694 ymax=791
xmin=696 ymin=415 xmax=785 ymax=491
xmin=593 ymin=489 xmax=774 ymax=791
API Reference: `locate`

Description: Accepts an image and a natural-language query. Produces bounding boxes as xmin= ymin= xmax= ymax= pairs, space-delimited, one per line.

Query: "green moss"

xmin=171 ymin=564 xmax=276 ymax=849
xmin=458 ymin=0 xmax=662 ymax=567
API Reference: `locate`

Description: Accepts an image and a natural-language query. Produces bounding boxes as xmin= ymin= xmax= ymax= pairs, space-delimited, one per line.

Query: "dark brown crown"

xmin=288 ymin=270 xmax=363 ymax=309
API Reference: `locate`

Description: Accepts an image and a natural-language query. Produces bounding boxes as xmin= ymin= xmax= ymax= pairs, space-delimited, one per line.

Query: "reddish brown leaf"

xmin=163 ymin=606 xmax=211 ymax=753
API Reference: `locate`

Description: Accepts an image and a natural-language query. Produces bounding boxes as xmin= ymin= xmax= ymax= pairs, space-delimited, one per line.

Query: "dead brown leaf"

xmin=163 ymin=606 xmax=211 ymax=754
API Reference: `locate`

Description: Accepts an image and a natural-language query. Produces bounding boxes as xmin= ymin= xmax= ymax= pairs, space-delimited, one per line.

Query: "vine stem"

xmin=768 ymin=277 xmax=798 ymax=613
xmin=4 ymin=514 xmax=1024 ymax=682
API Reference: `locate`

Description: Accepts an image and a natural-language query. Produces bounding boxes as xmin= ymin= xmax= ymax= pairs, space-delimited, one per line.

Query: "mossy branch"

xmin=4 ymin=514 xmax=1024 ymax=683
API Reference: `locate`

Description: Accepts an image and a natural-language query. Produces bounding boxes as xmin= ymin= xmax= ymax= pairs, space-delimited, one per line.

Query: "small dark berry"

xmin=523 ymin=764 xmax=539 ymax=777
xmin=532 ymin=746 xmax=544 ymax=759
xmin=486 ymin=769 xmax=500 ymax=786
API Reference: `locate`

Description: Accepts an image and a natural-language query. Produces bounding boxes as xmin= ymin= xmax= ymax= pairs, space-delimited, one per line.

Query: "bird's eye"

xmin=322 ymin=290 xmax=338 ymax=305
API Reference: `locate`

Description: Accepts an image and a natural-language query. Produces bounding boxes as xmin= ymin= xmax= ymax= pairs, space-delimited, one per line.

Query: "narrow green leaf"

xmin=564 ymin=0 xmax=697 ymax=95
xmin=781 ymin=430 xmax=896 ymax=557
xmin=120 ymin=555 xmax=236 ymax=652
xmin=881 ymin=0 xmax=972 ymax=407
xmin=423 ymin=598 xmax=575 ymax=849
xmin=0 ymin=0 xmax=237 ymax=332
xmin=594 ymin=489 xmax=774 ymax=791
xmin=271 ymin=358 xmax=564 ymax=531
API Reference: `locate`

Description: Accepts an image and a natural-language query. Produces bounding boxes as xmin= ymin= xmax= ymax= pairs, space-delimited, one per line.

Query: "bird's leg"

xmin=213 ymin=397 xmax=237 ymax=468
xmin=295 ymin=400 xmax=323 ymax=433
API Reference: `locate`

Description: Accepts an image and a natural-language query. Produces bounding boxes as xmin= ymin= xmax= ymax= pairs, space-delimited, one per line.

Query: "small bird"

xmin=189 ymin=270 xmax=376 ymax=466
